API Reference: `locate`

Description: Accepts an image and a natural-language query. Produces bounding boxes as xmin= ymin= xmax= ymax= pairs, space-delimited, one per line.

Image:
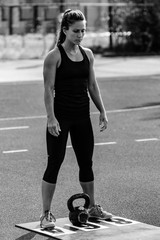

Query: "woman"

xmin=40 ymin=9 xmax=112 ymax=228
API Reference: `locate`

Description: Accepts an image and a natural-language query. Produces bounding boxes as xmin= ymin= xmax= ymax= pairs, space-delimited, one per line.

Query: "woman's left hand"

xmin=99 ymin=112 xmax=108 ymax=132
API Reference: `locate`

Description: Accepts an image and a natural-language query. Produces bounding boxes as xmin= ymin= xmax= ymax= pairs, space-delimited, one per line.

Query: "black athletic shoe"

xmin=89 ymin=204 xmax=112 ymax=220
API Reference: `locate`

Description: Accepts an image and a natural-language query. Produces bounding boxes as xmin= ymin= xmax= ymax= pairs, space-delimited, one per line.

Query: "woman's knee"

xmin=43 ymin=155 xmax=63 ymax=184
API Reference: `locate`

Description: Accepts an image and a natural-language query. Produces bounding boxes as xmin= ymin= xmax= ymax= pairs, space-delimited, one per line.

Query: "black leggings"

xmin=43 ymin=117 xmax=94 ymax=184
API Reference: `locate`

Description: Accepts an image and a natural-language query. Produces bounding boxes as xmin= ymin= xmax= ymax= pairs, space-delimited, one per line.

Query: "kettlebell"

xmin=67 ymin=193 xmax=90 ymax=226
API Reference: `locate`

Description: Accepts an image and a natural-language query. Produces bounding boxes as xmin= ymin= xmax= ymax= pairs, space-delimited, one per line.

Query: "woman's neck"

xmin=62 ymin=43 xmax=79 ymax=55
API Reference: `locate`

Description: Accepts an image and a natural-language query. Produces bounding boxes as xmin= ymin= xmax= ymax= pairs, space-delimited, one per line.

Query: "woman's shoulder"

xmin=44 ymin=46 xmax=61 ymax=67
xmin=80 ymin=45 xmax=94 ymax=62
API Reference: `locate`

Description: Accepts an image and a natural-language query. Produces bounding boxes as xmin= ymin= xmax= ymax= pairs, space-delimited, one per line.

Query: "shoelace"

xmin=95 ymin=205 xmax=103 ymax=214
xmin=45 ymin=211 xmax=56 ymax=222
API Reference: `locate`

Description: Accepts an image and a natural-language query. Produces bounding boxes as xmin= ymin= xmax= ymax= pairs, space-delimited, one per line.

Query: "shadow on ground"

xmin=124 ymin=102 xmax=160 ymax=121
xmin=124 ymin=102 xmax=160 ymax=109
xmin=15 ymin=232 xmax=55 ymax=240
xmin=15 ymin=232 xmax=36 ymax=240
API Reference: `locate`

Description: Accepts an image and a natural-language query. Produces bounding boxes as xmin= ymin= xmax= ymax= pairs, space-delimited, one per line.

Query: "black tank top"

xmin=54 ymin=45 xmax=90 ymax=120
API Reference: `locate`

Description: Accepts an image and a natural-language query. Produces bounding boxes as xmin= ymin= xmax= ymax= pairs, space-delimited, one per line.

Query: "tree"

xmin=125 ymin=1 xmax=160 ymax=52
xmin=108 ymin=0 xmax=160 ymax=53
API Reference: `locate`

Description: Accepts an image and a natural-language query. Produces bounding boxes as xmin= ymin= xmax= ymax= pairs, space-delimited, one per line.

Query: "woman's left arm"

xmin=87 ymin=49 xmax=108 ymax=132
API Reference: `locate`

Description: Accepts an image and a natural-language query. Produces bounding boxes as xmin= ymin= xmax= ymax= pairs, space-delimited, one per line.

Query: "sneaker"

xmin=88 ymin=204 xmax=112 ymax=220
xmin=40 ymin=210 xmax=56 ymax=229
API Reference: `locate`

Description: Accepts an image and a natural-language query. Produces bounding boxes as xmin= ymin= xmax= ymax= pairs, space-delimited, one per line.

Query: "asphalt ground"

xmin=0 ymin=56 xmax=160 ymax=240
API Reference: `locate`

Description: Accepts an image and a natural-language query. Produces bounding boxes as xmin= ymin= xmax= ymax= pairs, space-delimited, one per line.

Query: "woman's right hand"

xmin=47 ymin=117 xmax=61 ymax=137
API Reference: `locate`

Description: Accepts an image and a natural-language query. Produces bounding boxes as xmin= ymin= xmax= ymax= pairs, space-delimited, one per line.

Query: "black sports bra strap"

xmin=58 ymin=45 xmax=66 ymax=56
xmin=79 ymin=45 xmax=85 ymax=57
xmin=79 ymin=46 xmax=89 ymax=63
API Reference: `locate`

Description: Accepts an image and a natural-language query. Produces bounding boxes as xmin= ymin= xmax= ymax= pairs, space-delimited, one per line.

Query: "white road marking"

xmin=93 ymin=105 xmax=160 ymax=114
xmin=3 ymin=149 xmax=28 ymax=154
xmin=0 ymin=105 xmax=159 ymax=122
xmin=135 ymin=138 xmax=159 ymax=142
xmin=66 ymin=142 xmax=117 ymax=148
xmin=66 ymin=145 xmax=72 ymax=148
xmin=0 ymin=106 xmax=159 ymax=154
xmin=95 ymin=142 xmax=117 ymax=146
xmin=2 ymin=138 xmax=159 ymax=154
xmin=0 ymin=126 xmax=29 ymax=131
xmin=0 ymin=115 xmax=46 ymax=121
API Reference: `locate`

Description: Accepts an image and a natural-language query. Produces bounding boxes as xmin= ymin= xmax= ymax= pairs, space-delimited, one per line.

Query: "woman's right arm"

xmin=43 ymin=49 xmax=61 ymax=137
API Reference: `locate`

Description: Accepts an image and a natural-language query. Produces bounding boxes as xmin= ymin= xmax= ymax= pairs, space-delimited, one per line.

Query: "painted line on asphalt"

xmin=0 ymin=115 xmax=46 ymax=121
xmin=2 ymin=142 xmax=116 ymax=153
xmin=0 ymin=105 xmax=159 ymax=122
xmin=93 ymin=105 xmax=160 ymax=114
xmin=135 ymin=138 xmax=159 ymax=142
xmin=95 ymin=142 xmax=117 ymax=146
xmin=3 ymin=149 xmax=28 ymax=154
xmin=2 ymin=138 xmax=159 ymax=154
xmin=0 ymin=126 xmax=29 ymax=131
xmin=66 ymin=142 xmax=117 ymax=149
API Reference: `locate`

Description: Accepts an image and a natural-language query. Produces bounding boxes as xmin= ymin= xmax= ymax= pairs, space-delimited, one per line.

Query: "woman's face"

xmin=64 ymin=20 xmax=86 ymax=45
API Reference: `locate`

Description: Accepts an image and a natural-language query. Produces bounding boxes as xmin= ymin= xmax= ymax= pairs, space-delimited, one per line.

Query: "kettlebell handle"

xmin=67 ymin=193 xmax=90 ymax=212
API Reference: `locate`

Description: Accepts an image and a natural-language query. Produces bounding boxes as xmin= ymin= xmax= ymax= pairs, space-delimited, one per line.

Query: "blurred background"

xmin=0 ymin=0 xmax=160 ymax=59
